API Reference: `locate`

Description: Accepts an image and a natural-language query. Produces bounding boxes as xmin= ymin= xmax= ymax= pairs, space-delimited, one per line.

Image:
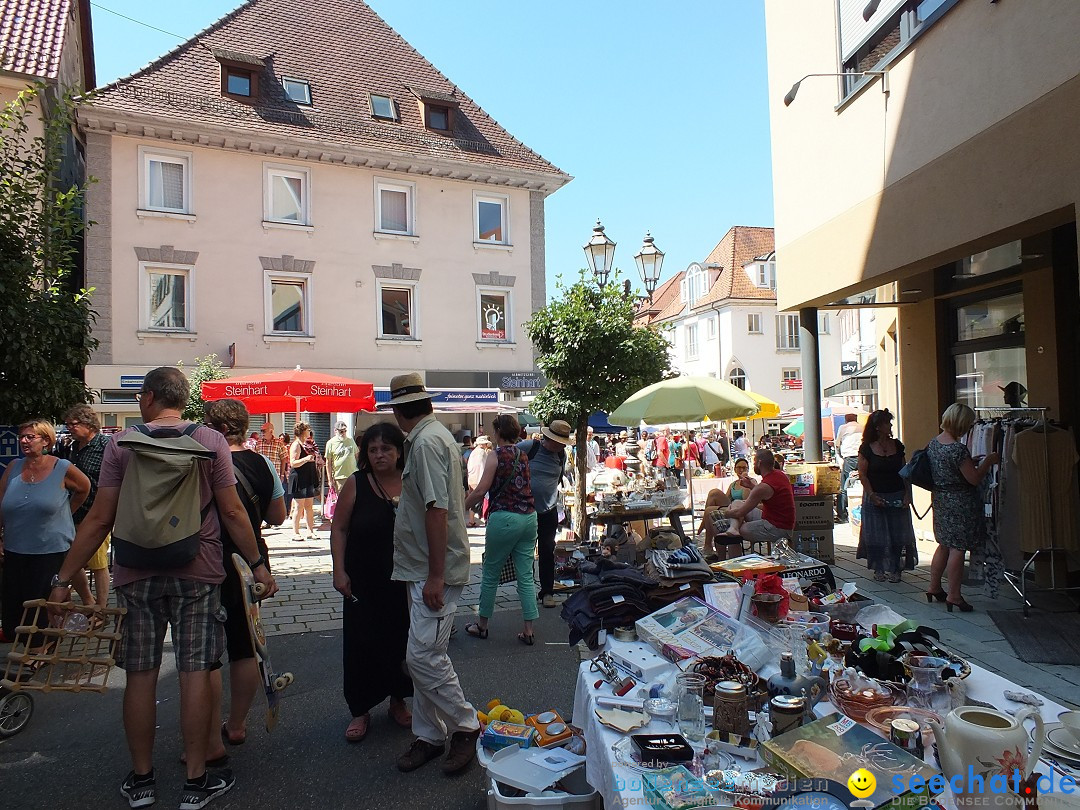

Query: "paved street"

xmin=2 ymin=509 xmax=1076 ymax=810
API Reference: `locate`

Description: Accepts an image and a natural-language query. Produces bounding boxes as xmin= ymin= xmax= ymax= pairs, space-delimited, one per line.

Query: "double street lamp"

xmin=583 ymin=220 xmax=664 ymax=302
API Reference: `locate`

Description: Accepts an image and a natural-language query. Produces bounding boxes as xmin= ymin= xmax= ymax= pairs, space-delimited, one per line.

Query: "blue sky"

xmin=90 ymin=0 xmax=774 ymax=298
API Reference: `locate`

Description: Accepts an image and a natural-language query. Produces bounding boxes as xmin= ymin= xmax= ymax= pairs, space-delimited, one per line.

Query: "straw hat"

xmin=377 ymin=372 xmax=433 ymax=408
xmin=540 ymin=419 xmax=575 ymax=446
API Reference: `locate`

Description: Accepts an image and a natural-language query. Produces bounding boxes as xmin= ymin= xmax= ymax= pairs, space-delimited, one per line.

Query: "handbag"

xmin=482 ymin=551 xmax=517 ymax=584
xmin=324 ymin=485 xmax=337 ymax=521
xmin=899 ymin=446 xmax=934 ymax=491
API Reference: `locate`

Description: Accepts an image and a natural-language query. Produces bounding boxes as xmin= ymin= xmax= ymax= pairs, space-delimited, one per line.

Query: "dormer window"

xmin=409 ymin=86 xmax=458 ymax=134
xmin=370 ymin=94 xmax=398 ymax=121
xmin=214 ymin=48 xmax=264 ymax=104
xmin=682 ymin=263 xmax=708 ymax=305
xmin=282 ymin=77 xmax=311 ymax=105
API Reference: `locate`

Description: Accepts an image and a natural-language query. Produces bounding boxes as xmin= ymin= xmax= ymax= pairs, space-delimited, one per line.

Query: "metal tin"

xmin=712 ymin=680 xmax=751 ymax=736
xmin=613 ymin=626 xmax=638 ymax=642
xmin=889 ymin=717 xmax=924 ymax=758
xmin=769 ymin=694 xmax=806 ymax=737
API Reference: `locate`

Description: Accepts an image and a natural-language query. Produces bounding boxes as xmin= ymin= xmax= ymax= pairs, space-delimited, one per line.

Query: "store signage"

xmin=498 ymin=372 xmax=545 ymax=391
xmin=374 ymin=388 xmax=500 ymax=408
xmin=120 ymin=375 xmax=144 ymax=389
xmin=840 ymin=361 xmax=858 ymax=376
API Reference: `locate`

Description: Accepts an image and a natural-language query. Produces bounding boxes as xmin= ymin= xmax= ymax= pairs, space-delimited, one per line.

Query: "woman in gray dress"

xmin=925 ymin=403 xmax=999 ymax=612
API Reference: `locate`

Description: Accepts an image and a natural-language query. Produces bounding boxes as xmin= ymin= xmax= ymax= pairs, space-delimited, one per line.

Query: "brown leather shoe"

xmin=396 ymin=738 xmax=445 ymax=773
xmin=441 ymin=727 xmax=481 ymax=774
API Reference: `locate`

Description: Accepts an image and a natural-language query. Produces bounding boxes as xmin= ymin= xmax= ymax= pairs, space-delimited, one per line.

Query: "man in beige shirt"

xmin=380 ymin=372 xmax=479 ymax=776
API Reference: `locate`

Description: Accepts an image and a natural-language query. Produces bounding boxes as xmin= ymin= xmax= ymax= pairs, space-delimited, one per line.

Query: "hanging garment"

xmin=1011 ymin=426 xmax=1080 ymax=554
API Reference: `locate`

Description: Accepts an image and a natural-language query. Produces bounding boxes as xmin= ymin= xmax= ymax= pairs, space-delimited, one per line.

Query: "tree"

xmin=180 ymin=354 xmax=229 ymax=422
xmin=0 ymin=85 xmax=97 ymax=423
xmin=525 ymin=270 xmax=673 ymax=538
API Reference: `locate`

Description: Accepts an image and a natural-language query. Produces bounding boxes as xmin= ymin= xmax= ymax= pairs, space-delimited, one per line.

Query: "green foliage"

xmin=179 ymin=354 xmax=229 ymax=422
xmin=0 ymin=85 xmax=97 ymax=423
xmin=525 ymin=270 xmax=673 ymax=533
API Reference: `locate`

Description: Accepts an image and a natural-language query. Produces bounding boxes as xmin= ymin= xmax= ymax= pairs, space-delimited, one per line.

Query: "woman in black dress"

xmin=856 ymin=409 xmax=917 ymax=582
xmin=330 ymin=422 xmax=412 ymax=742
xmin=289 ymin=422 xmax=318 ymax=541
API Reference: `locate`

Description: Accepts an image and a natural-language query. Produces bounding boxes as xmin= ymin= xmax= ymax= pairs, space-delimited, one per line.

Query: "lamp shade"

xmin=634 ymin=231 xmax=664 ymax=296
xmin=584 ymin=220 xmax=616 ymax=287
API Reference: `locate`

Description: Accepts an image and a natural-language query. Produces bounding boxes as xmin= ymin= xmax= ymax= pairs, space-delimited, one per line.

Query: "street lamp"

xmin=634 ymin=231 xmax=664 ymax=300
xmin=583 ymin=220 xmax=616 ymax=288
xmin=583 ymin=221 xmax=665 ymax=302
xmin=783 ymin=70 xmax=888 ymax=106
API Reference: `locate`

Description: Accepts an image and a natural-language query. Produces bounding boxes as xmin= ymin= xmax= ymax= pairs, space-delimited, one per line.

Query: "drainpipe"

xmin=800 ymin=307 xmax=823 ymax=462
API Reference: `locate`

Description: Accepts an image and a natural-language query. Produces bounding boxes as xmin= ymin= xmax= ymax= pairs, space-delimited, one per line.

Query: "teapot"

xmin=928 ymin=706 xmax=1044 ymax=792
xmin=766 ymin=652 xmax=827 ymax=709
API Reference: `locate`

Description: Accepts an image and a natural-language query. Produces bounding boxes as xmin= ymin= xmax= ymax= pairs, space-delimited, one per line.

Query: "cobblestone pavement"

xmin=262 ymin=510 xmax=1080 ymax=708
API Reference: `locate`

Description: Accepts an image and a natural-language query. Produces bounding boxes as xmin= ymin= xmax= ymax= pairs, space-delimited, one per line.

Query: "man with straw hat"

xmin=378 ymin=372 xmax=480 ymax=775
xmin=518 ymin=420 xmax=574 ymax=608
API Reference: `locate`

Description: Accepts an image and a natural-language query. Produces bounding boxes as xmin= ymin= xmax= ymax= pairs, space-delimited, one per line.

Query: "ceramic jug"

xmin=928 ymin=706 xmax=1044 ymax=789
xmin=766 ymin=652 xmax=828 ymax=709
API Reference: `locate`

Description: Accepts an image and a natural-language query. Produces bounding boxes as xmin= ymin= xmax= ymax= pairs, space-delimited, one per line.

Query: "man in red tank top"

xmin=725 ymin=449 xmax=795 ymax=550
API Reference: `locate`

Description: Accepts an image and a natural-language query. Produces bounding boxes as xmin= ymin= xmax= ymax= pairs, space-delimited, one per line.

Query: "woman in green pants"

xmin=463 ymin=413 xmax=539 ymax=645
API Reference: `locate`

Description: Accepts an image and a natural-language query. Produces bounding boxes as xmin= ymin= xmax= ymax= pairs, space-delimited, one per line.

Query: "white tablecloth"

xmin=572 ymin=639 xmax=1072 ymax=810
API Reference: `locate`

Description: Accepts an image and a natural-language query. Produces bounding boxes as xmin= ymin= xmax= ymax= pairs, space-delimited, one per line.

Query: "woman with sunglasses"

xmin=0 ymin=419 xmax=92 ymax=643
xmin=463 ymin=414 xmax=539 ymax=645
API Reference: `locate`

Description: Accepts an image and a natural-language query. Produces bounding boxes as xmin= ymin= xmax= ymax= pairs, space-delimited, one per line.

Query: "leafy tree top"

xmin=525 ymin=270 xmax=673 ymax=424
xmin=180 ymin=354 xmax=229 ymax=422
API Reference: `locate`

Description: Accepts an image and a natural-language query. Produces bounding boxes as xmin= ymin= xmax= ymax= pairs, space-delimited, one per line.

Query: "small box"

xmin=794 ymin=495 xmax=835 ymax=530
xmin=808 ymin=463 xmax=842 ymax=495
xmin=482 ymin=721 xmax=536 ymax=752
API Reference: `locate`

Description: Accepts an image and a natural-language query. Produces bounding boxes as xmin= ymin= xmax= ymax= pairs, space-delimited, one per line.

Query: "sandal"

xmin=221 ymin=722 xmax=246 ymax=746
xmin=345 ymin=714 xmax=370 ymax=742
xmin=464 ymin=622 xmax=488 ymax=639
xmin=388 ymin=700 xmax=412 ymax=729
xmin=517 ymin=632 xmax=535 ymax=647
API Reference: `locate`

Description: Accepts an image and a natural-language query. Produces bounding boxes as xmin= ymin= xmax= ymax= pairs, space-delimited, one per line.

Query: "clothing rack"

xmin=974 ymin=406 xmax=1077 ymax=615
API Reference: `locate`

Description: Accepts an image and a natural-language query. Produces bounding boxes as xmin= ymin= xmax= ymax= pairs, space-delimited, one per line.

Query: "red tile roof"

xmin=89 ymin=0 xmax=569 ymax=181
xmin=635 ymin=226 xmax=775 ymax=326
xmin=1 ymin=0 xmax=71 ymax=79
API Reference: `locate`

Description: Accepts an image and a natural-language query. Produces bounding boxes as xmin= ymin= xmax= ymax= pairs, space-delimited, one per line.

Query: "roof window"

xmin=282 ymin=77 xmax=311 ymax=105
xmin=213 ymin=48 xmax=264 ymax=104
xmin=409 ymin=86 xmax=458 ymax=134
xmin=370 ymin=94 xmax=398 ymax=121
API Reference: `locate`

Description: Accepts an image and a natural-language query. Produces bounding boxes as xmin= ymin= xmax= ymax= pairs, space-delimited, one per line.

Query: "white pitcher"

xmin=928 ymin=706 xmax=1044 ymax=790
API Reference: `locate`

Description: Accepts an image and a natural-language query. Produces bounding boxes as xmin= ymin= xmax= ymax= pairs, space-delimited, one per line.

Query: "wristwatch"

xmin=248 ymin=555 xmax=267 ymax=571
xmin=50 ymin=574 xmax=72 ymax=588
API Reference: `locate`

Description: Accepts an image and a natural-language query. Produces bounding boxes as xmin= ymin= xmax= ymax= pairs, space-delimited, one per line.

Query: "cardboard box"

xmin=791 ymin=529 xmax=834 ymax=564
xmin=762 ymin=713 xmax=936 ymax=809
xmin=795 ymin=495 xmax=835 ymax=530
xmin=635 ymin=597 xmax=747 ymax=660
xmin=808 ymin=463 xmax=842 ymax=495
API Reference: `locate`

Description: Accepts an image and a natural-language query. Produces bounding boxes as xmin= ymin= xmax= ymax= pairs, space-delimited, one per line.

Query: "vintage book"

xmin=760 ymin=713 xmax=937 ymax=809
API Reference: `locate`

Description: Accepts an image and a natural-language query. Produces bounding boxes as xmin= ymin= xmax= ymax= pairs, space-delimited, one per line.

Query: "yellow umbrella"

xmin=744 ymin=390 xmax=780 ymax=421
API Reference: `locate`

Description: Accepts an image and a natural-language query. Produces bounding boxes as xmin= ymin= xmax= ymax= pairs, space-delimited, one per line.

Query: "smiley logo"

xmin=848 ymin=768 xmax=876 ymax=799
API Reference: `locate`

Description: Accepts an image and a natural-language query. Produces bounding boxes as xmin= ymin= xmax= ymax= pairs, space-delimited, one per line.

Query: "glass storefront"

xmin=954 ymin=347 xmax=1027 ymax=410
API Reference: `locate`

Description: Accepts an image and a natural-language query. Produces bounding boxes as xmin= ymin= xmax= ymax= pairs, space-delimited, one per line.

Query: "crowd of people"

xmin=0 ymin=366 xmax=1003 ymax=807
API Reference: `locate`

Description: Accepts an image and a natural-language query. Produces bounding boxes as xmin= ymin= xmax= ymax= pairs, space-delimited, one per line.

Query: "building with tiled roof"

xmin=639 ymin=225 xmax=847 ymax=418
xmin=78 ymin=0 xmax=570 ymax=437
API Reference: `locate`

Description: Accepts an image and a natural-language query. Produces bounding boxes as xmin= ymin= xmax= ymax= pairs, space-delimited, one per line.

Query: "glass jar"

xmin=676 ymin=673 xmax=707 ymax=742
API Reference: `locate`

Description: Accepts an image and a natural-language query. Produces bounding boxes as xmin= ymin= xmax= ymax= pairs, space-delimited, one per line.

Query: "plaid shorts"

xmin=116 ymin=577 xmax=226 ymax=672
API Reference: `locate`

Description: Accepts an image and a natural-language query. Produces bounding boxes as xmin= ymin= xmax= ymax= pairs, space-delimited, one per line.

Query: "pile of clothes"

xmin=643 ymin=545 xmax=715 ymax=608
xmin=561 ymin=559 xmax=654 ymax=649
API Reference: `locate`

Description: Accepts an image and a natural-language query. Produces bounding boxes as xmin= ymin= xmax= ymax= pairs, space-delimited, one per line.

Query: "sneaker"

xmin=396 ymin=738 xmax=445 ymax=773
xmin=120 ymin=770 xmax=156 ymax=808
xmin=542 ymin=594 xmax=556 ymax=609
xmin=178 ymin=770 xmax=234 ymax=810
xmin=441 ymin=727 xmax=481 ymax=774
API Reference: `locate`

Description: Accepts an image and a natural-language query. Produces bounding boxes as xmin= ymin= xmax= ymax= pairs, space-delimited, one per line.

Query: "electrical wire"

xmin=88 ymin=2 xmax=186 ymax=40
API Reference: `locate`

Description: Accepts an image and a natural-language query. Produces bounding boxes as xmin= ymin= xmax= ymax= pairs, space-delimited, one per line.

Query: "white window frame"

xmin=139 ymin=261 xmax=194 ymax=333
xmin=281 ymin=77 xmax=311 ymax=105
xmin=374 ymin=178 xmax=416 ymax=236
xmin=705 ymin=315 xmax=716 ymax=340
xmin=473 ymin=192 xmax=510 ymax=246
xmin=819 ymin=313 xmax=831 ymax=335
xmin=685 ymin=323 xmax=699 ymax=360
xmin=139 ymin=146 xmax=192 ymax=214
xmin=476 ymin=287 xmax=513 ymax=343
xmin=782 ymin=368 xmax=801 ymax=386
xmin=776 ymin=313 xmax=801 ymax=350
xmin=264 ymin=272 xmax=312 ymax=337
xmin=747 ymin=313 xmax=763 ymax=334
xmin=729 ymin=367 xmax=747 ymax=390
xmin=376 ymin=279 xmax=419 ymax=341
xmin=264 ymin=163 xmax=311 ymax=225
xmin=369 ymin=93 xmax=398 ymax=121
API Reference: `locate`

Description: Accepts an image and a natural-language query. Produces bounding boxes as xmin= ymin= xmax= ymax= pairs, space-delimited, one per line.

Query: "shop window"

xmin=949 ymin=285 xmax=1026 ymax=410
xmin=478 ymin=289 xmax=511 ymax=342
xmin=954 ymin=348 xmax=1028 ymax=411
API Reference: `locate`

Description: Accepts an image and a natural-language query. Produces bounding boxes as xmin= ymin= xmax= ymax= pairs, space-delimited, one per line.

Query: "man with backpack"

xmin=49 ymin=366 xmax=276 ymax=810
xmin=518 ymin=420 xmax=574 ymax=609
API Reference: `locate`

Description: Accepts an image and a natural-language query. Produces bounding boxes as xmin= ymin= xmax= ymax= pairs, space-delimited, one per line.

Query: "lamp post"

xmin=582 ymin=220 xmax=664 ymax=302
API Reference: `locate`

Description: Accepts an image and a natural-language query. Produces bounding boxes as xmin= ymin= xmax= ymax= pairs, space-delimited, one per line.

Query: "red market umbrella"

xmin=201 ymin=366 xmax=376 ymax=414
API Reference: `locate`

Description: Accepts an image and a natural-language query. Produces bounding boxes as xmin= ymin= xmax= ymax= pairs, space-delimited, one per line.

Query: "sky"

xmin=89 ymin=0 xmax=775 ymax=298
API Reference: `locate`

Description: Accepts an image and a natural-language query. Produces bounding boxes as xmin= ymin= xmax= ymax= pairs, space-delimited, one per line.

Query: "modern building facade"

xmin=765 ymin=0 xmax=1080 ymax=447
xmin=77 ymin=0 xmax=569 ymax=431
xmin=637 ymin=226 xmax=846 ymax=429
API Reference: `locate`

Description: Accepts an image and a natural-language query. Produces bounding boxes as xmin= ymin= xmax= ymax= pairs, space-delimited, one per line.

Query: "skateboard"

xmin=231 ymin=553 xmax=294 ymax=732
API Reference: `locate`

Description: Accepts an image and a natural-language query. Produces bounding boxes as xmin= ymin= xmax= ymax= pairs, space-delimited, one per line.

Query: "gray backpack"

xmin=112 ymin=423 xmax=216 ymax=569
